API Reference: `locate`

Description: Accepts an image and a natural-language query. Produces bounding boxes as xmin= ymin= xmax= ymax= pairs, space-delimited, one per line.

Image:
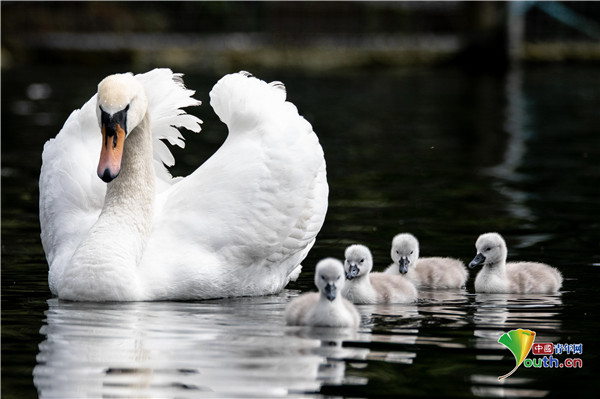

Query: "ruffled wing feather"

xmin=147 ymin=72 xmax=328 ymax=288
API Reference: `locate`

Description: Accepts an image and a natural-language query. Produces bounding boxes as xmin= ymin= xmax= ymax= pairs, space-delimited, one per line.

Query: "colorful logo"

xmin=496 ymin=330 xmax=583 ymax=379
xmin=497 ymin=329 xmax=536 ymax=380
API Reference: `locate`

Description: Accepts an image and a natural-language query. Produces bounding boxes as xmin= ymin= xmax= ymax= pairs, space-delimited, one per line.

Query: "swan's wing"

xmin=134 ymin=69 xmax=202 ymax=187
xmin=152 ymin=72 xmax=328 ymax=279
xmin=40 ymin=95 xmax=105 ymax=292
xmin=40 ymin=69 xmax=201 ymax=293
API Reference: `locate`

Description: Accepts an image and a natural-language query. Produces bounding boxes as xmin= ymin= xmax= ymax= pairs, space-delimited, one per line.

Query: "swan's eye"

xmin=360 ymin=259 xmax=364 ymax=263
xmin=485 ymin=247 xmax=491 ymax=252
xmin=321 ymin=275 xmax=325 ymax=280
xmin=336 ymin=276 xmax=340 ymax=281
xmin=396 ymin=250 xmax=399 ymax=254
xmin=410 ymin=251 xmax=414 ymax=255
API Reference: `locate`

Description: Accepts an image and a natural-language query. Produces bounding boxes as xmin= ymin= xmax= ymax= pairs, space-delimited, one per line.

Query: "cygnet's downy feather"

xmin=384 ymin=233 xmax=468 ymax=289
xmin=468 ymin=232 xmax=562 ymax=294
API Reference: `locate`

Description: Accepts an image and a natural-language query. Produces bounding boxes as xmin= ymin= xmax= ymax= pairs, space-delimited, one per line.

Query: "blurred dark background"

xmin=3 ymin=1 xmax=600 ymax=74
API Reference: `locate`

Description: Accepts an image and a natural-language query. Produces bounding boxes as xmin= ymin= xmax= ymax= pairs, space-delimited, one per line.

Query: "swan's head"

xmin=390 ymin=233 xmax=419 ymax=274
xmin=96 ymin=73 xmax=148 ymax=182
xmin=344 ymin=244 xmax=373 ymax=280
xmin=315 ymin=258 xmax=345 ymax=302
xmin=469 ymin=232 xmax=507 ymax=269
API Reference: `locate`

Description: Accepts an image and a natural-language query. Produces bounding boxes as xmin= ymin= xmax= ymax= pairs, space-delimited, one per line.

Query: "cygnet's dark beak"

xmin=324 ymin=283 xmax=337 ymax=301
xmin=469 ymin=253 xmax=486 ymax=268
xmin=398 ymin=257 xmax=409 ymax=274
xmin=346 ymin=264 xmax=359 ymax=280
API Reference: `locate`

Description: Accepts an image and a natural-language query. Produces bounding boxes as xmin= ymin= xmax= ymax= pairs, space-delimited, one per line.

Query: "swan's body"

xmin=39 ymin=69 xmax=328 ymax=301
xmin=469 ymin=233 xmax=562 ymax=294
xmin=285 ymin=258 xmax=360 ymax=328
xmin=342 ymin=244 xmax=417 ymax=304
xmin=383 ymin=233 xmax=468 ymax=289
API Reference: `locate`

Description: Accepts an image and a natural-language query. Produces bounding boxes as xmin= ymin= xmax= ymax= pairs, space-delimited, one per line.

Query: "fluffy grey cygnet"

xmin=383 ymin=233 xmax=468 ymax=289
xmin=468 ymin=232 xmax=562 ymax=294
xmin=285 ymin=258 xmax=360 ymax=328
xmin=342 ymin=244 xmax=417 ymax=304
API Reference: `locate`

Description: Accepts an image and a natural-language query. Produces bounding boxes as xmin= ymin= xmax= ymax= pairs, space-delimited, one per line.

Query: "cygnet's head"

xmin=390 ymin=233 xmax=420 ymax=274
xmin=314 ymin=258 xmax=346 ymax=301
xmin=469 ymin=232 xmax=508 ymax=269
xmin=96 ymin=73 xmax=148 ymax=183
xmin=344 ymin=244 xmax=373 ymax=280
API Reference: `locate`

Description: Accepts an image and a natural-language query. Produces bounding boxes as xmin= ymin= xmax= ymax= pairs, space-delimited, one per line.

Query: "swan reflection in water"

xmin=33 ymin=294 xmax=370 ymax=398
xmin=470 ymin=292 xmax=563 ymax=398
xmin=33 ymin=282 xmax=564 ymax=398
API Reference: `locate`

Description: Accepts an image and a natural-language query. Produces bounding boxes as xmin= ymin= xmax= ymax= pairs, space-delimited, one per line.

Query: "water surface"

xmin=2 ymin=65 xmax=599 ymax=398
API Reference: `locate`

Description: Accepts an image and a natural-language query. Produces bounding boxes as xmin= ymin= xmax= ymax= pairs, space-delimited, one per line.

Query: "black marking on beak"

xmin=469 ymin=253 xmax=486 ymax=268
xmin=100 ymin=104 xmax=129 ymax=143
xmin=346 ymin=264 xmax=359 ymax=280
xmin=100 ymin=169 xmax=115 ymax=183
xmin=324 ymin=283 xmax=337 ymax=301
xmin=398 ymin=257 xmax=409 ymax=274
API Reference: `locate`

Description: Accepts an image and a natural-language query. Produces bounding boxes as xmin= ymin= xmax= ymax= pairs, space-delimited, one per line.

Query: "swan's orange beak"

xmin=97 ymin=122 xmax=125 ymax=183
xmin=98 ymin=105 xmax=128 ymax=183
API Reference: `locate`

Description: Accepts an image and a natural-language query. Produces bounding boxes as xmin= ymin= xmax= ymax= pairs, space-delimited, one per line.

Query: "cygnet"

xmin=285 ymin=258 xmax=360 ymax=328
xmin=383 ymin=233 xmax=468 ymax=289
xmin=468 ymin=232 xmax=563 ymax=294
xmin=343 ymin=244 xmax=417 ymax=304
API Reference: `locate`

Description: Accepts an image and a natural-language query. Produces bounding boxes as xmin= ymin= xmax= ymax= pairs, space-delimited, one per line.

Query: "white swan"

xmin=285 ymin=258 xmax=360 ymax=328
xmin=383 ymin=233 xmax=468 ymax=289
xmin=39 ymin=69 xmax=328 ymax=301
xmin=468 ymin=232 xmax=563 ymax=294
xmin=343 ymin=244 xmax=417 ymax=304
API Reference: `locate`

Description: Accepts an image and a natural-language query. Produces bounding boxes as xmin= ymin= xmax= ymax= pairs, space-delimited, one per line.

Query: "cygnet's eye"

xmin=396 ymin=250 xmax=399 ymax=254
xmin=410 ymin=251 xmax=414 ymax=255
xmin=360 ymin=258 xmax=364 ymax=263
xmin=336 ymin=276 xmax=341 ymax=281
xmin=321 ymin=275 xmax=326 ymax=280
xmin=485 ymin=247 xmax=492 ymax=252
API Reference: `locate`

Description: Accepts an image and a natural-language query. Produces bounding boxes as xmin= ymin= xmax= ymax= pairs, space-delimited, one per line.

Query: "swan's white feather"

xmin=137 ymin=69 xmax=202 ymax=173
xmin=40 ymin=96 xmax=104 ymax=294
xmin=40 ymin=69 xmax=328 ymax=301
xmin=140 ymin=72 xmax=328 ymax=299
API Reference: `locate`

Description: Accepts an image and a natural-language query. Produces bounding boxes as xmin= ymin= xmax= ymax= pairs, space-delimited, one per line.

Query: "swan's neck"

xmin=103 ymin=112 xmax=155 ymax=233
xmin=101 ymin=112 xmax=155 ymax=260
xmin=61 ymin=113 xmax=154 ymax=301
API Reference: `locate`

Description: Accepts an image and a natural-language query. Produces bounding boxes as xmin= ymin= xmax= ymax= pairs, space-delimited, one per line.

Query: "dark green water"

xmin=2 ymin=65 xmax=599 ymax=398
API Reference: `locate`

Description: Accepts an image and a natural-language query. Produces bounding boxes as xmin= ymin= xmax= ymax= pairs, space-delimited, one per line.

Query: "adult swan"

xmin=39 ymin=69 xmax=328 ymax=301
